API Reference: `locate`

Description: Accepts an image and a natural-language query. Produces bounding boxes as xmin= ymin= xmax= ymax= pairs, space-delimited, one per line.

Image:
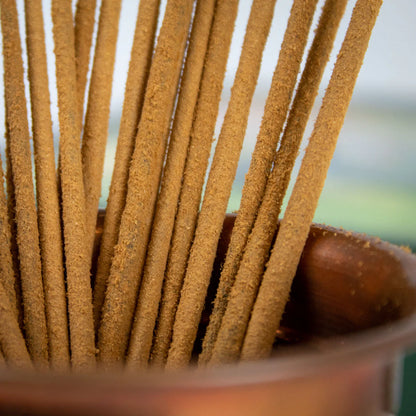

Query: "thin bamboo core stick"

xmin=126 ymin=0 xmax=217 ymax=370
xmin=166 ymin=0 xmax=275 ymax=370
xmin=0 ymin=281 xmax=33 ymax=371
xmin=208 ymin=0 xmax=348 ymax=366
xmin=98 ymin=0 xmax=194 ymax=367
xmin=52 ymin=0 xmax=95 ymax=372
xmin=1 ymin=0 xmax=49 ymax=368
xmin=93 ymin=0 xmax=160 ymax=329
xmin=150 ymin=0 xmax=239 ymax=367
xmin=200 ymin=0 xmax=319 ymax=365
xmin=74 ymin=0 xmax=97 ymax=126
xmin=81 ymin=0 xmax=122 ymax=262
xmin=241 ymin=0 xmax=383 ymax=362
xmin=0 ymin=159 xmax=17 ymax=318
xmin=25 ymin=0 xmax=70 ymax=371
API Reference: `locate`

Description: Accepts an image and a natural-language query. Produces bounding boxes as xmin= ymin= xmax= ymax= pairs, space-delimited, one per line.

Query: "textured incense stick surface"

xmin=81 ymin=0 xmax=122 ymax=262
xmin=152 ymin=0 xmax=240 ymax=367
xmin=25 ymin=0 xmax=70 ymax=371
xmin=0 ymin=281 xmax=33 ymax=371
xmin=0 ymin=159 xmax=17 ymax=319
xmin=201 ymin=0 xmax=319 ymax=365
xmin=52 ymin=0 xmax=95 ymax=372
xmin=127 ymin=0 xmax=216 ymax=370
xmin=74 ymin=0 xmax=97 ymax=126
xmin=98 ymin=0 xmax=194 ymax=367
xmin=167 ymin=0 xmax=275 ymax=369
xmin=242 ymin=0 xmax=383 ymax=361
xmin=93 ymin=0 xmax=160 ymax=330
xmin=4 ymin=131 xmax=22 ymax=328
xmin=1 ymin=0 xmax=48 ymax=369
xmin=208 ymin=0 xmax=347 ymax=367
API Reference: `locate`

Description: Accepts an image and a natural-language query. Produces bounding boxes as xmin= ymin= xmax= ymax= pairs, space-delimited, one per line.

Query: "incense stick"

xmin=200 ymin=0 xmax=320 ymax=365
xmin=208 ymin=0 xmax=347 ymax=366
xmin=25 ymin=0 xmax=70 ymax=371
xmin=81 ymin=0 xmax=122 ymax=262
xmin=4 ymin=131 xmax=22 ymax=328
xmin=0 ymin=0 xmax=384 ymax=375
xmin=241 ymin=0 xmax=383 ymax=361
xmin=0 ymin=158 xmax=17 ymax=318
xmin=150 ymin=0 xmax=239 ymax=367
xmin=166 ymin=0 xmax=275 ymax=369
xmin=0 ymin=281 xmax=33 ymax=370
xmin=1 ymin=0 xmax=48 ymax=369
xmin=74 ymin=0 xmax=97 ymax=126
xmin=52 ymin=0 xmax=95 ymax=372
xmin=98 ymin=0 xmax=194 ymax=367
xmin=93 ymin=0 xmax=160 ymax=329
xmin=126 ymin=0 xmax=217 ymax=369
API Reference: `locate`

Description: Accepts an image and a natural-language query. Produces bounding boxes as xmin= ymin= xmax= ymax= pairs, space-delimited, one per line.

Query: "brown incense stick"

xmin=1 ymin=0 xmax=48 ymax=368
xmin=166 ymin=0 xmax=276 ymax=370
xmin=81 ymin=0 xmax=122 ymax=263
xmin=98 ymin=0 xmax=194 ymax=367
xmin=52 ymin=0 xmax=95 ymax=372
xmin=0 ymin=281 xmax=33 ymax=371
xmin=241 ymin=0 xmax=383 ymax=361
xmin=126 ymin=0 xmax=217 ymax=369
xmin=0 ymin=158 xmax=17 ymax=318
xmin=25 ymin=0 xmax=70 ymax=371
xmin=208 ymin=0 xmax=347 ymax=366
xmin=150 ymin=0 xmax=239 ymax=367
xmin=200 ymin=0 xmax=319 ymax=365
xmin=74 ymin=0 xmax=97 ymax=126
xmin=4 ymin=131 xmax=23 ymax=328
xmin=93 ymin=0 xmax=160 ymax=328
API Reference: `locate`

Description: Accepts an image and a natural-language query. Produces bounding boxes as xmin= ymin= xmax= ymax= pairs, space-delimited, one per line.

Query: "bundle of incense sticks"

xmin=0 ymin=0 xmax=382 ymax=372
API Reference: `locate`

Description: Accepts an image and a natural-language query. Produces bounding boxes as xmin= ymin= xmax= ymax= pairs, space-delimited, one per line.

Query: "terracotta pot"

xmin=0 ymin=213 xmax=415 ymax=416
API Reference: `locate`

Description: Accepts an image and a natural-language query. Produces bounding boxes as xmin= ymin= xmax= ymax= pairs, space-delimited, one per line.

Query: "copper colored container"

xmin=0 ymin=214 xmax=415 ymax=416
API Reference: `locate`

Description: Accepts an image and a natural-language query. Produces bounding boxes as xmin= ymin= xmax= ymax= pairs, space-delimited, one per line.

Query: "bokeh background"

xmin=0 ymin=1 xmax=415 ymax=414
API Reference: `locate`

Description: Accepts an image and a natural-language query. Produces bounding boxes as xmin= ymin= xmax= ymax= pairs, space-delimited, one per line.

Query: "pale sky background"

xmin=1 ymin=0 xmax=415 ymax=244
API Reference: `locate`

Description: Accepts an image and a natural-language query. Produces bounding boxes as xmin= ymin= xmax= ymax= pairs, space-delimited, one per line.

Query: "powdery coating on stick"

xmin=0 ymin=159 xmax=18 ymax=318
xmin=241 ymin=0 xmax=383 ymax=362
xmin=200 ymin=0 xmax=318 ymax=366
xmin=52 ymin=0 xmax=95 ymax=372
xmin=74 ymin=0 xmax=97 ymax=126
xmin=25 ymin=0 xmax=70 ymax=371
xmin=151 ymin=0 xmax=239 ymax=367
xmin=208 ymin=0 xmax=347 ymax=366
xmin=127 ymin=0 xmax=217 ymax=370
xmin=0 ymin=281 xmax=33 ymax=371
xmin=4 ymin=132 xmax=23 ymax=328
xmin=166 ymin=0 xmax=274 ymax=370
xmin=1 ymin=0 xmax=48 ymax=369
xmin=98 ymin=0 xmax=194 ymax=367
xmin=81 ymin=0 xmax=122 ymax=264
xmin=79 ymin=2 xmax=120 ymax=267
xmin=93 ymin=0 xmax=160 ymax=329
